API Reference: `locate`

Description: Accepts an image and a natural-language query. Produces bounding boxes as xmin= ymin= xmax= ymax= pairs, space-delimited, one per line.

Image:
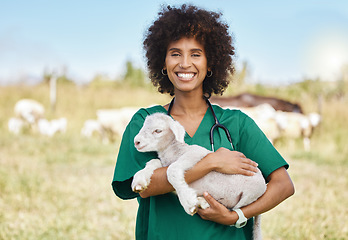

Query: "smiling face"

xmin=164 ymin=37 xmax=210 ymax=95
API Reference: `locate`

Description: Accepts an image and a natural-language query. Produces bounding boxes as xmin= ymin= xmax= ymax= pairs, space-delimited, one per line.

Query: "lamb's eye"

xmin=153 ymin=129 xmax=162 ymax=134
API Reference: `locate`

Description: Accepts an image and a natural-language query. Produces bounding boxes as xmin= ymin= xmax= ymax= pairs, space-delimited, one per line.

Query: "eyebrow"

xmin=168 ymin=48 xmax=204 ymax=52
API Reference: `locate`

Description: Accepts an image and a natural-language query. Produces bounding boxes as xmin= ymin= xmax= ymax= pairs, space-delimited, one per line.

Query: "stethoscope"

xmin=167 ymin=97 xmax=235 ymax=152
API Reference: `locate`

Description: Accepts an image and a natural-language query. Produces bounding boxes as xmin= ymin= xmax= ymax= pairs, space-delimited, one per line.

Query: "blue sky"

xmin=1 ymin=0 xmax=348 ymax=85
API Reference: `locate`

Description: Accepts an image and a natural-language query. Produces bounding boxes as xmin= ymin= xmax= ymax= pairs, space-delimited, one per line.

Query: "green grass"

xmin=0 ymin=83 xmax=347 ymax=239
xmin=0 ymin=132 xmax=137 ymax=240
xmin=263 ymin=159 xmax=347 ymax=239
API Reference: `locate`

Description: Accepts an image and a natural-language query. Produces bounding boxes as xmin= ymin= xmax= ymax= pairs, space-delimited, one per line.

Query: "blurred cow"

xmin=211 ymin=93 xmax=303 ymax=113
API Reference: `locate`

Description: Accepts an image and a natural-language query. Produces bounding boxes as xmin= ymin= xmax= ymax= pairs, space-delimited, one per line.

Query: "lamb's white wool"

xmin=308 ymin=112 xmax=321 ymax=128
xmin=14 ymin=99 xmax=45 ymax=124
xmin=81 ymin=119 xmax=102 ymax=138
xmin=37 ymin=118 xmax=67 ymax=137
xmin=96 ymin=107 xmax=138 ymax=143
xmin=132 ymin=113 xmax=266 ymax=240
xmin=8 ymin=117 xmax=26 ymax=134
xmin=224 ymin=104 xmax=281 ymax=143
xmin=274 ymin=111 xmax=321 ymax=151
xmin=224 ymin=104 xmax=321 ymax=150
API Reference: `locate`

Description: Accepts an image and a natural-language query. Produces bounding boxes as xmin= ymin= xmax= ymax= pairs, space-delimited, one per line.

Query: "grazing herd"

xmin=211 ymin=93 xmax=321 ymax=150
xmin=222 ymin=104 xmax=321 ymax=151
xmin=8 ymin=99 xmax=67 ymax=137
xmin=81 ymin=107 xmax=139 ymax=143
xmin=8 ymin=93 xmax=321 ymax=151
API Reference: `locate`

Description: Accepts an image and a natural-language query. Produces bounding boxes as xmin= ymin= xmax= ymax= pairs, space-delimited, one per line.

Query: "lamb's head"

xmin=308 ymin=112 xmax=321 ymax=127
xmin=134 ymin=113 xmax=185 ymax=152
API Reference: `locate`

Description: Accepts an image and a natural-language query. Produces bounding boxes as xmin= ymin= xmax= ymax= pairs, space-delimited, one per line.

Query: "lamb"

xmin=131 ymin=113 xmax=266 ymax=240
xmin=222 ymin=104 xmax=321 ymax=150
xmin=8 ymin=117 xmax=26 ymax=134
xmin=96 ymin=107 xmax=138 ymax=143
xmin=274 ymin=111 xmax=321 ymax=151
xmin=223 ymin=104 xmax=281 ymax=144
xmin=37 ymin=118 xmax=67 ymax=137
xmin=81 ymin=119 xmax=102 ymax=138
xmin=14 ymin=99 xmax=45 ymax=125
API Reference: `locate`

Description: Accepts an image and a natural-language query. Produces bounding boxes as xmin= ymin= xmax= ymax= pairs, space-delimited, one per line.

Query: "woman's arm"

xmin=197 ymin=166 xmax=295 ymax=225
xmin=139 ymin=153 xmax=216 ymax=198
xmin=139 ymin=148 xmax=259 ymax=198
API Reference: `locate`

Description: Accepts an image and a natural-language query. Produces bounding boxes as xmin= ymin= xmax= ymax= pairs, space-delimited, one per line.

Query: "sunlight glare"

xmin=302 ymin=29 xmax=348 ymax=81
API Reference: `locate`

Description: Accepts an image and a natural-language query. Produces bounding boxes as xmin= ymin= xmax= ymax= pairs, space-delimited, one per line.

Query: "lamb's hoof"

xmin=133 ymin=185 xmax=146 ymax=193
xmin=197 ymin=197 xmax=210 ymax=209
xmin=189 ymin=206 xmax=198 ymax=216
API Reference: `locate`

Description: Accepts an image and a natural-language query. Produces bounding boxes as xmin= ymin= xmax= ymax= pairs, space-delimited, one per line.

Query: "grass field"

xmin=0 ymin=83 xmax=347 ymax=239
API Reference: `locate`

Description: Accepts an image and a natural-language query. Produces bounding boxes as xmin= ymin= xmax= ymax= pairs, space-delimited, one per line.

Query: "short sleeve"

xmin=112 ymin=109 xmax=158 ymax=199
xmin=237 ymin=111 xmax=289 ymax=180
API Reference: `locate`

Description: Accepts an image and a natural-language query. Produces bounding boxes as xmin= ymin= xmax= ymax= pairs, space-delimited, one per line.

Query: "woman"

xmin=112 ymin=4 xmax=294 ymax=239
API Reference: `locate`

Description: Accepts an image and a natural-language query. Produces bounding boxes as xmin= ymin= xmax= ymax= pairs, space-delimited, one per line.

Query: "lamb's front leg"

xmin=166 ymin=146 xmax=210 ymax=215
xmin=167 ymin=162 xmax=199 ymax=215
xmin=131 ymin=159 xmax=162 ymax=193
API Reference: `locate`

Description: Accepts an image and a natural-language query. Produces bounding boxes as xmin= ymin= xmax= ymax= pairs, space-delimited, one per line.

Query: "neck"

xmin=170 ymin=92 xmax=207 ymax=117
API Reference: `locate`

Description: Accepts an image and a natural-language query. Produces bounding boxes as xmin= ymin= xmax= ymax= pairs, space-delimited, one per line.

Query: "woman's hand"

xmin=139 ymin=148 xmax=258 ymax=198
xmin=210 ymin=148 xmax=259 ymax=176
xmin=197 ymin=192 xmax=236 ymax=225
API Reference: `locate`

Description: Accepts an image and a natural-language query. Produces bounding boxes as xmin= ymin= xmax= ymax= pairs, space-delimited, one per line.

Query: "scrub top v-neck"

xmin=173 ymin=106 xmax=212 ymax=144
xmin=112 ymin=104 xmax=288 ymax=240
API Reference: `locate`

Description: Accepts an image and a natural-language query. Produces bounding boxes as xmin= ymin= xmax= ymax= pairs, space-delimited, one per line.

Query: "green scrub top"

xmin=112 ymin=104 xmax=288 ymax=240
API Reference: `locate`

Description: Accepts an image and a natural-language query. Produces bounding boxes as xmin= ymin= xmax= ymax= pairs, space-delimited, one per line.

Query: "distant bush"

xmin=122 ymin=60 xmax=148 ymax=87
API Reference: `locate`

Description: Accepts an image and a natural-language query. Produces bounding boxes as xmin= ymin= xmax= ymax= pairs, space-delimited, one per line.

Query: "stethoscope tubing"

xmin=167 ymin=97 xmax=234 ymax=152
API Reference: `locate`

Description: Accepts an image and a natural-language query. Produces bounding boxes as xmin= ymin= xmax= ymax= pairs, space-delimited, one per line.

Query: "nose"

xmin=179 ymin=55 xmax=192 ymax=68
xmin=134 ymin=140 xmax=140 ymax=147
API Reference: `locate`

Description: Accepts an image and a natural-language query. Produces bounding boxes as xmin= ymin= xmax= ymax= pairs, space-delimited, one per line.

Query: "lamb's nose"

xmin=134 ymin=141 xmax=140 ymax=147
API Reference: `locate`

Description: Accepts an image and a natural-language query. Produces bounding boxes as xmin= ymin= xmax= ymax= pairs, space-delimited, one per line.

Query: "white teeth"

xmin=177 ymin=73 xmax=194 ymax=79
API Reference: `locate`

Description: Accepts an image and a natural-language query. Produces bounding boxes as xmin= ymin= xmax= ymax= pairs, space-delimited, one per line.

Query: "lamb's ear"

xmin=169 ymin=119 xmax=186 ymax=143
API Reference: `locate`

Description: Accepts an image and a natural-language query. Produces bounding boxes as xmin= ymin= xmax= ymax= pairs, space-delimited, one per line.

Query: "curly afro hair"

xmin=143 ymin=4 xmax=235 ymax=97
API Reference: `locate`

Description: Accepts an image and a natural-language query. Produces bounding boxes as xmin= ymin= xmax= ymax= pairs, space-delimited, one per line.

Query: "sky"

xmin=1 ymin=0 xmax=348 ymax=86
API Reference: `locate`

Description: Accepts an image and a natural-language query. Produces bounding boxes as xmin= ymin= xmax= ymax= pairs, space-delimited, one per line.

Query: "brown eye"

xmin=153 ymin=129 xmax=162 ymax=134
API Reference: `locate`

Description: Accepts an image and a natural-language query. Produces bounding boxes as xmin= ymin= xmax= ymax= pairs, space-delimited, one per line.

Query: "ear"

xmin=169 ymin=119 xmax=186 ymax=143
